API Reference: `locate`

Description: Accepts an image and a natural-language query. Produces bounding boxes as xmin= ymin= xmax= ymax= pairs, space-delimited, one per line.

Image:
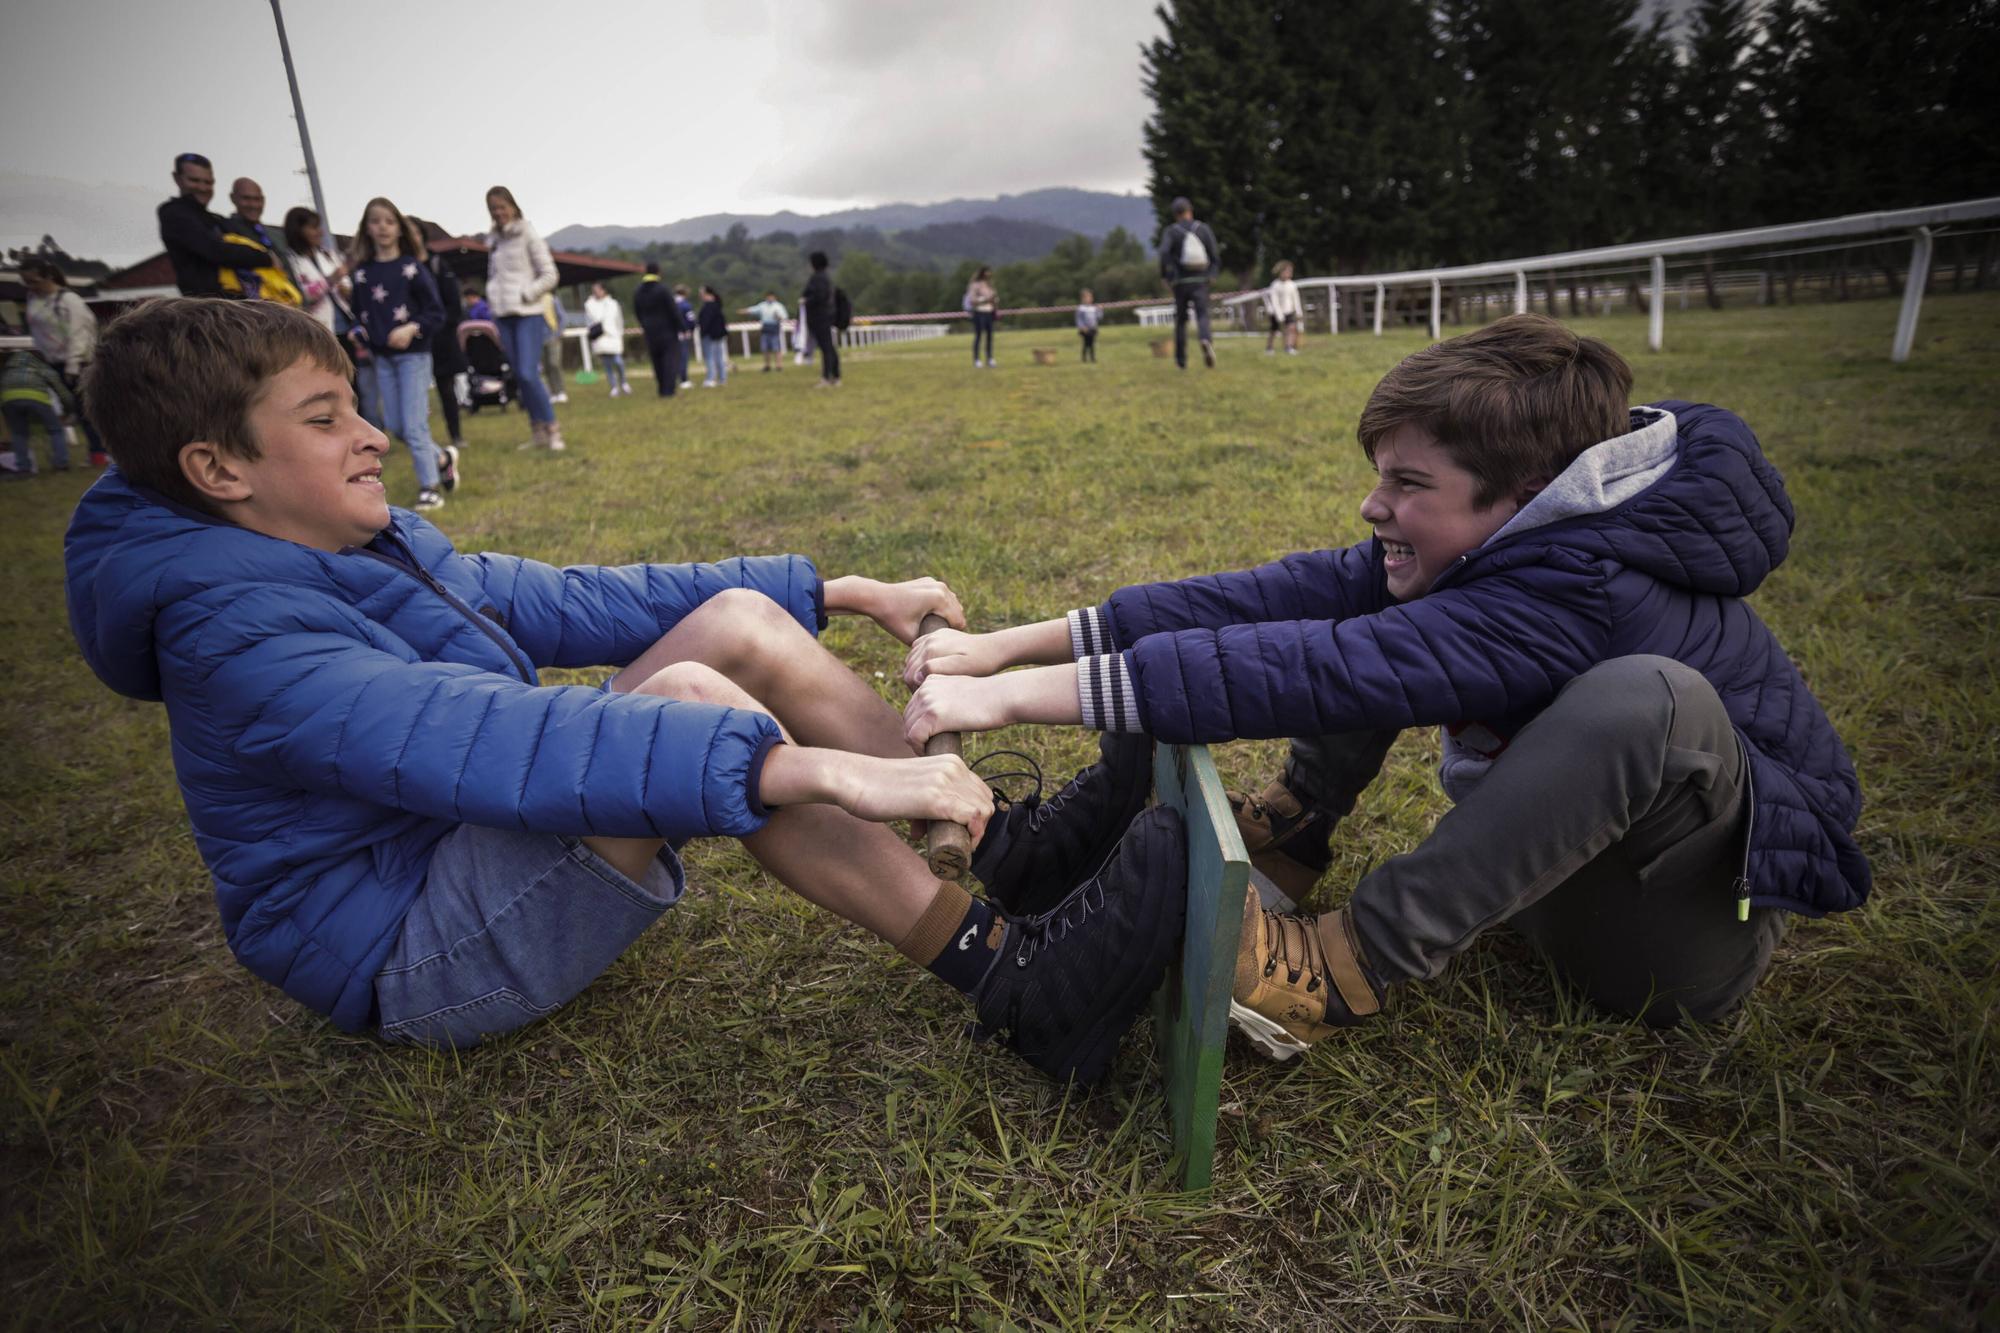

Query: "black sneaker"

xmin=971 ymin=806 xmax=1187 ymax=1086
xmin=970 ymin=732 xmax=1155 ymax=917
xmin=436 ymin=444 xmax=461 ymax=493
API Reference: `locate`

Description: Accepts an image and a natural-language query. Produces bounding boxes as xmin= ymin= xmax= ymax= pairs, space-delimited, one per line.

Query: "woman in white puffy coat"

xmin=583 ymin=283 xmax=629 ymax=397
xmin=484 ymin=185 xmax=565 ymax=449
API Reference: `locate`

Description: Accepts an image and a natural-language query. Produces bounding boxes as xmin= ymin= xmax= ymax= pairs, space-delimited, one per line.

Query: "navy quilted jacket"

xmin=1094 ymin=402 xmax=1869 ymax=917
xmin=65 ymin=472 xmax=821 ymax=1029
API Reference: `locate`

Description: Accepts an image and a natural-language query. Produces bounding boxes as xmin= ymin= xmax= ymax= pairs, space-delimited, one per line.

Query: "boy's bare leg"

xmin=590 ymin=658 xmax=939 ymax=942
xmin=607 ymin=589 xmax=912 ymax=759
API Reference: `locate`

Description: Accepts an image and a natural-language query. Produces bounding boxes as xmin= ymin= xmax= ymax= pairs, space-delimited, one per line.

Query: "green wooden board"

xmin=1150 ymin=744 xmax=1250 ymax=1191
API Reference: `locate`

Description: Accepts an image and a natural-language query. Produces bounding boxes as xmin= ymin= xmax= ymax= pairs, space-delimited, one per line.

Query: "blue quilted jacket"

xmin=1089 ymin=402 xmax=1869 ymax=918
xmin=65 ymin=472 xmax=822 ymax=1030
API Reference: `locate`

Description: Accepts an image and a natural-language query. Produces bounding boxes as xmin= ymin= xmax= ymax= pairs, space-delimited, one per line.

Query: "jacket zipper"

xmin=1733 ymin=759 xmax=1757 ymax=923
xmin=345 ymin=542 xmax=537 ymax=684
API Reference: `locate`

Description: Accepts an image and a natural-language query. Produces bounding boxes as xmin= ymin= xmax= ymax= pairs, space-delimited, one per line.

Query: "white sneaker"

xmin=414 ymin=488 xmax=445 ymax=511
xmin=551 ymin=392 xmax=569 ymax=404
xmin=1287 ymin=348 xmax=1299 ymax=356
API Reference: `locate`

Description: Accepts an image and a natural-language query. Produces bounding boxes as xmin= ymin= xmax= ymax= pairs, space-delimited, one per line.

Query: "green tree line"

xmin=596 ymin=222 xmax=1167 ymax=325
xmin=1141 ymin=0 xmax=2000 ymax=284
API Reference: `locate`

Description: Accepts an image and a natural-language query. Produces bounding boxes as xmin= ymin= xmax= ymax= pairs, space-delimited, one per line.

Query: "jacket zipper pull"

xmin=1733 ymin=876 xmax=1750 ymax=923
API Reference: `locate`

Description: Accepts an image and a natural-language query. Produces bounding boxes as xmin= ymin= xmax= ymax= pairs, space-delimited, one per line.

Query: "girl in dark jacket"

xmin=697 ymin=286 xmax=729 ymax=387
xmin=348 ymin=197 xmax=455 ymax=509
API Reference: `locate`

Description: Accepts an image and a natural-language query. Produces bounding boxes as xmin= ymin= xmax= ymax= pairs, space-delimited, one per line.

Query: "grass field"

xmin=3 ymin=296 xmax=1997 ymax=1330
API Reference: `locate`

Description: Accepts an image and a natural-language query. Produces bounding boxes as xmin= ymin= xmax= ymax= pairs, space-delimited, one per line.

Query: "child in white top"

xmin=1265 ymin=260 xmax=1303 ymax=355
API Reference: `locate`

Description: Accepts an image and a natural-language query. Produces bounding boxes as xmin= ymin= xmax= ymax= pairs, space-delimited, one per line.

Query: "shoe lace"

xmin=971 ymin=749 xmax=1043 ymax=812
xmin=1011 ymin=875 xmax=1108 ymax=970
xmin=1261 ymin=907 xmax=1331 ymax=994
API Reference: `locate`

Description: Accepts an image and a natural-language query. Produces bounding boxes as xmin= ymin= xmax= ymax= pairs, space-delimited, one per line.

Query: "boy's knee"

xmin=631 ymin=660 xmax=766 ymax=713
xmin=1551 ymin=656 xmax=1728 ymax=755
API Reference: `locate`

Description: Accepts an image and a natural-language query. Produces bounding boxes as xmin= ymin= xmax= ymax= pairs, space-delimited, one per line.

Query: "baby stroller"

xmin=457 ymin=320 xmax=516 ymax=412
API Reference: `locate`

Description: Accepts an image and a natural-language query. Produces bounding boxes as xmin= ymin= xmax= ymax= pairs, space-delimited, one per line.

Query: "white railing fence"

xmin=840 ymin=322 xmax=951 ymax=349
xmin=1222 ymin=197 xmax=2000 ymax=363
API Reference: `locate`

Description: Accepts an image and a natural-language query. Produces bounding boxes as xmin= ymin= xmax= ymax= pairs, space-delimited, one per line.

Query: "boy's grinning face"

xmin=1360 ymin=426 xmax=1530 ymax=600
xmin=225 ymin=360 xmax=393 ymax=551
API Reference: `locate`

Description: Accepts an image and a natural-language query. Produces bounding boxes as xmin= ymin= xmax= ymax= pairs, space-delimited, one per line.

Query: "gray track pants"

xmin=1283 ymin=655 xmax=1785 ymax=1025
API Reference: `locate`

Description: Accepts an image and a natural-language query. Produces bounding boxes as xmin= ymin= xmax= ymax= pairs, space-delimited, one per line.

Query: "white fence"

xmin=841 ymin=322 xmax=951 ymax=349
xmin=1222 ymin=196 xmax=2000 ymax=363
xmin=567 ymin=319 xmax=950 ymax=373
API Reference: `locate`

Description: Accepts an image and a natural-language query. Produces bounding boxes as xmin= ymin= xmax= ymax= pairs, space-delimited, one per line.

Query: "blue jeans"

xmin=971 ymin=310 xmax=996 ymax=362
xmin=701 ymin=336 xmax=728 ymax=384
xmin=496 ymin=314 xmax=555 ymax=423
xmin=760 ymin=324 xmax=780 ymax=353
xmin=374 ymin=824 xmax=686 ymax=1048
xmin=4 ymin=400 xmax=66 ymax=471
xmin=601 ymin=354 xmax=628 ymax=392
xmin=372 ymin=350 xmax=440 ymax=489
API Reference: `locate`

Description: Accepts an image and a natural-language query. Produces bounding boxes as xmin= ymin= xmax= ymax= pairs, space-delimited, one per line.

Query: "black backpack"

xmin=833 ymin=287 xmax=853 ymax=330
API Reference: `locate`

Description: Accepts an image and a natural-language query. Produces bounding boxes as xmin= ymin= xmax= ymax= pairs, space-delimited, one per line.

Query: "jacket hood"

xmin=65 ymin=469 xmax=382 ymax=701
xmin=1482 ymin=400 xmax=1795 ymax=597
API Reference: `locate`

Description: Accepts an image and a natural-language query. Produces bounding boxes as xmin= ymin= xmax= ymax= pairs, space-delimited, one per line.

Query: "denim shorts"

xmin=760 ymin=324 xmax=780 ymax=352
xmin=374 ymin=824 xmax=685 ymax=1049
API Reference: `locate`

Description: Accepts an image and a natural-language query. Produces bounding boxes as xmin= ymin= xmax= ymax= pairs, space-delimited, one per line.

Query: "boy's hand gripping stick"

xmin=917 ymin=612 xmax=975 ymax=879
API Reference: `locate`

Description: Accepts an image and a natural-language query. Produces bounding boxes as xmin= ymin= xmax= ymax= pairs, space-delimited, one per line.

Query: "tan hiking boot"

xmin=1229 ymin=885 xmax=1385 ymax=1061
xmin=1228 ymin=778 xmax=1333 ymax=900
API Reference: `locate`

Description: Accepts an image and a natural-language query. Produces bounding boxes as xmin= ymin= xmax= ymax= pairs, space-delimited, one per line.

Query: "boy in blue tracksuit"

xmin=904 ymin=313 xmax=1870 ymax=1059
xmin=63 ymin=298 xmax=1186 ymax=1086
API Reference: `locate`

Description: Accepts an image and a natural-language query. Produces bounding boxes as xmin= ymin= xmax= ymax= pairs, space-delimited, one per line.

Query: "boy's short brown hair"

xmin=1357 ymin=313 xmax=1634 ymax=508
xmin=84 ymin=298 xmax=349 ymax=514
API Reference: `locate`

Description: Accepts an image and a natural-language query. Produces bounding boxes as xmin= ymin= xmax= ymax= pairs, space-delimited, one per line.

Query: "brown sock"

xmin=897 ymin=881 xmax=1006 ymax=995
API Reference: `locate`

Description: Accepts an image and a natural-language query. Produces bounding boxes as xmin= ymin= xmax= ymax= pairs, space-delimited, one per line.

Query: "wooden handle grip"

xmin=918 ymin=612 xmax=974 ymax=879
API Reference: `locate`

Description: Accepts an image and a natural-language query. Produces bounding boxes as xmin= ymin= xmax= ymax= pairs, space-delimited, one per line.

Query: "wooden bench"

xmin=1150 ymin=743 xmax=1251 ymax=1191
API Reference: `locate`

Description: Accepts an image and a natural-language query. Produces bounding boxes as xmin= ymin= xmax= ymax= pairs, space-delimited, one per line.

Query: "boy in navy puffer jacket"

xmin=62 ymin=298 xmax=1188 ymax=1086
xmin=904 ymin=313 xmax=1869 ymax=1059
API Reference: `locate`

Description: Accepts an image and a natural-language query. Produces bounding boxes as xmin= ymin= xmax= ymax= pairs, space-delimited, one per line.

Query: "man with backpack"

xmin=1157 ymin=196 xmax=1220 ymax=370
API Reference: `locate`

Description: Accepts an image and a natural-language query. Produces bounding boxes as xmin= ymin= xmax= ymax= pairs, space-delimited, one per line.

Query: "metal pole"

xmin=1429 ymin=277 xmax=1441 ymax=340
xmin=1373 ymin=282 xmax=1385 ymax=336
xmin=268 ymin=0 xmax=328 ymax=226
xmin=1891 ymin=226 xmax=1935 ymax=362
xmin=1649 ymin=255 xmax=1666 ymax=351
xmin=1514 ymin=270 xmax=1528 ymax=314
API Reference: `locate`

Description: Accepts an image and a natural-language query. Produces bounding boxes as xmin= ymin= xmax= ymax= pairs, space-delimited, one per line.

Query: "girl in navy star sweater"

xmin=348 ymin=196 xmax=454 ymax=509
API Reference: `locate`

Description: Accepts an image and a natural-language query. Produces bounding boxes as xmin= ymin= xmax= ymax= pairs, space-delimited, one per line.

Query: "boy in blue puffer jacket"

xmin=903 ymin=313 xmax=1870 ymax=1059
xmin=62 ymin=298 xmax=1188 ymax=1087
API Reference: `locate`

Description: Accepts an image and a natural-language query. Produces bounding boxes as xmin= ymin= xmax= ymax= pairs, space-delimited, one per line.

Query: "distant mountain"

xmin=547 ymin=188 xmax=1155 ymax=252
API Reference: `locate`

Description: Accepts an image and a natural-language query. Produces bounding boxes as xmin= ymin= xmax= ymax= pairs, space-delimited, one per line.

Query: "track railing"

xmin=1221 ymin=197 xmax=2000 ymax=362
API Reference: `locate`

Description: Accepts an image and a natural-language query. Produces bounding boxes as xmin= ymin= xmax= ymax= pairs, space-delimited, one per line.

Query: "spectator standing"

xmin=1157 ymin=195 xmax=1220 ymax=370
xmin=633 ymin=262 xmax=683 ymax=397
xmin=743 ymin=290 xmax=787 ymax=372
xmin=802 ymin=251 xmax=840 ymax=388
xmin=283 ymin=208 xmax=350 ymax=331
xmin=157 ymin=152 xmax=273 ymax=297
xmin=697 ymin=286 xmax=730 ymax=387
xmin=1264 ymin=260 xmax=1303 ymax=355
xmin=483 ymin=185 xmax=565 ymax=451
xmin=21 ymin=259 xmax=107 ymax=466
xmin=965 ymin=266 xmax=998 ymax=368
xmin=673 ymin=285 xmax=696 ymax=388
xmin=1075 ymin=288 xmax=1102 ymax=363
xmin=220 ymin=178 xmax=301 ymax=304
xmin=1 ymin=349 xmax=78 ymax=477
xmin=585 ymin=282 xmax=630 ymax=396
xmin=408 ymin=217 xmax=469 ymax=452
xmin=348 ymin=196 xmax=455 ymax=510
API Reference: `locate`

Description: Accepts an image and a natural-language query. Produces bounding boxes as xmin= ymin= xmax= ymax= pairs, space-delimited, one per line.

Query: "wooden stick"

xmin=917 ymin=612 xmax=974 ymax=879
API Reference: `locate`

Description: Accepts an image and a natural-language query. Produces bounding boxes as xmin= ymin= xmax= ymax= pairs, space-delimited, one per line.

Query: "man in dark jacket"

xmin=903 ymin=314 xmax=1869 ymax=1058
xmin=632 ymin=263 xmax=684 ymax=397
xmin=801 ymin=252 xmax=840 ymax=387
xmin=157 ymin=153 xmax=273 ymax=298
xmin=1157 ymin=196 xmax=1220 ymax=370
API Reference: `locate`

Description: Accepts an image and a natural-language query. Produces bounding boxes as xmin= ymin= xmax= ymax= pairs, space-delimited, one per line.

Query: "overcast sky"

xmin=1 ymin=0 xmax=1165 ymax=263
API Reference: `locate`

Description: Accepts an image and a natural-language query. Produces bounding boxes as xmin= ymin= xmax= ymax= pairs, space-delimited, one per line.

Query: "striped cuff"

xmin=1077 ymin=652 xmax=1144 ymax=733
xmin=1066 ymin=605 xmax=1115 ymax=660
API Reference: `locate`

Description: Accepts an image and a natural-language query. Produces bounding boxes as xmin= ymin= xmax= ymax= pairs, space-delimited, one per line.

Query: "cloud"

xmin=752 ymin=0 xmax=1163 ymax=204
